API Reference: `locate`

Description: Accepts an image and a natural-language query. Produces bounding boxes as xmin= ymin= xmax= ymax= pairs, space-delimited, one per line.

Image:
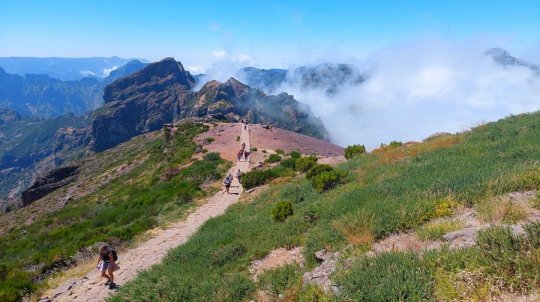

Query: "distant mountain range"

xmin=236 ymin=63 xmax=365 ymax=95
xmin=486 ymin=47 xmax=539 ymax=73
xmin=0 ymin=56 xmax=144 ymax=81
xmin=0 ymin=60 xmax=147 ymax=117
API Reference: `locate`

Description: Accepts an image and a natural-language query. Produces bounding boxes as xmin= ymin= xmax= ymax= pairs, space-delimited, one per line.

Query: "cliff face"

xmin=90 ymin=58 xmax=195 ymax=152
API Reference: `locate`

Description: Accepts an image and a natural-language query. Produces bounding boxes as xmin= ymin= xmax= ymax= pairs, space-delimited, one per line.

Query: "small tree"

xmin=272 ymin=201 xmax=294 ymax=222
xmin=295 ymin=156 xmax=318 ymax=172
xmin=266 ymin=154 xmax=282 ymax=163
xmin=344 ymin=144 xmax=366 ymax=159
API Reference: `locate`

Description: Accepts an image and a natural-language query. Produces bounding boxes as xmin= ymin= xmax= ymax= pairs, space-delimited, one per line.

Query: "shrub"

xmin=272 ymin=201 xmax=294 ymax=222
xmin=298 ymin=284 xmax=334 ymax=302
xmin=266 ymin=154 xmax=282 ymax=164
xmin=306 ymin=164 xmax=333 ymax=180
xmin=289 ymin=150 xmax=301 ymax=159
xmin=344 ymin=144 xmax=366 ymax=159
xmin=311 ymin=170 xmax=347 ymax=193
xmin=241 ymin=167 xmax=291 ymax=190
xmin=251 ymin=147 xmax=257 ymax=152
xmin=262 ymin=149 xmax=267 ymax=153
xmin=236 ymin=136 xmax=240 ymax=141
xmin=204 ymin=137 xmax=215 ymax=144
xmin=296 ymin=156 xmax=318 ymax=173
xmin=203 ymin=152 xmax=221 ymax=161
xmin=280 ymin=158 xmax=296 ymax=170
xmin=202 ymin=148 xmax=208 ymax=153
xmin=275 ymin=149 xmax=285 ymax=155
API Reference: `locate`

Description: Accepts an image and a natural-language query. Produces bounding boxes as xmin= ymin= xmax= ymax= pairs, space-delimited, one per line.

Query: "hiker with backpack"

xmin=97 ymin=245 xmax=119 ymax=289
xmin=223 ymin=173 xmax=233 ymax=194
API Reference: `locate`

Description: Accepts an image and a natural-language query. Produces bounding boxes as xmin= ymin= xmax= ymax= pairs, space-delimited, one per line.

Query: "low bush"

xmin=266 ymin=154 xmax=282 ymax=163
xmin=241 ymin=167 xmax=292 ymax=190
xmin=344 ymin=144 xmax=366 ymax=159
xmin=203 ymin=152 xmax=221 ymax=161
xmin=204 ymin=137 xmax=215 ymax=144
xmin=296 ymin=156 xmax=318 ymax=173
xmin=272 ymin=201 xmax=294 ymax=222
xmin=311 ymin=170 xmax=347 ymax=193
xmin=251 ymin=147 xmax=257 ymax=152
xmin=275 ymin=149 xmax=285 ymax=155
xmin=280 ymin=158 xmax=296 ymax=170
xmin=289 ymin=150 xmax=301 ymax=159
xmin=306 ymin=164 xmax=333 ymax=180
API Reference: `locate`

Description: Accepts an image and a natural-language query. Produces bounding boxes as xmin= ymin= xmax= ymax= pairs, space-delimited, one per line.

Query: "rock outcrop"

xmin=90 ymin=58 xmax=195 ymax=152
xmin=21 ymin=165 xmax=80 ymax=206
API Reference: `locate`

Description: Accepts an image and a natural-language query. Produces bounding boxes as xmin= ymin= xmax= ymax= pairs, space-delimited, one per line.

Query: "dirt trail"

xmin=49 ymin=123 xmax=251 ymax=302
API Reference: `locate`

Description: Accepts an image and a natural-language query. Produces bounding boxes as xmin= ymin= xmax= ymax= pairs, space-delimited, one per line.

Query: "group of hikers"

xmin=237 ymin=142 xmax=250 ymax=162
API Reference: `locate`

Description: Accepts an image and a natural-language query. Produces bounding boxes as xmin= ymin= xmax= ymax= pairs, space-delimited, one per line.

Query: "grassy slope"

xmin=110 ymin=112 xmax=540 ymax=301
xmin=0 ymin=123 xmax=230 ymax=302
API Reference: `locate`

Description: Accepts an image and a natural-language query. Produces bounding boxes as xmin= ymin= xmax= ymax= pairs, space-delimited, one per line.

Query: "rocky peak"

xmin=103 ymin=57 xmax=195 ymax=103
xmin=486 ymin=47 xmax=539 ymax=72
xmin=0 ymin=108 xmax=20 ymax=124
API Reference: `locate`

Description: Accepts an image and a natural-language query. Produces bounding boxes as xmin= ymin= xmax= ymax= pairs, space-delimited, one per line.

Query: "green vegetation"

xmin=109 ymin=112 xmax=540 ymax=301
xmin=0 ymin=123 xmax=229 ymax=302
xmin=275 ymin=149 xmax=285 ymax=155
xmin=258 ymin=264 xmax=301 ymax=298
xmin=289 ymin=150 xmax=301 ymax=159
xmin=295 ymin=155 xmax=318 ymax=172
xmin=344 ymin=144 xmax=366 ymax=159
xmin=251 ymin=147 xmax=258 ymax=152
xmin=306 ymin=164 xmax=333 ymax=180
xmin=240 ymin=166 xmax=294 ymax=190
xmin=272 ymin=201 xmax=294 ymax=222
xmin=204 ymin=137 xmax=215 ymax=144
xmin=265 ymin=153 xmax=282 ymax=163
xmin=310 ymin=169 xmax=347 ymax=193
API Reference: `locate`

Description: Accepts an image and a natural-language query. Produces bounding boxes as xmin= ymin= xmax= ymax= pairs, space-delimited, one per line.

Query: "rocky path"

xmin=49 ymin=123 xmax=251 ymax=302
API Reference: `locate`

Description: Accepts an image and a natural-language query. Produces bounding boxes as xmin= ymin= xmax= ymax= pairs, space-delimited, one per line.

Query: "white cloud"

xmin=212 ymin=50 xmax=227 ymax=58
xmin=80 ymin=70 xmax=96 ymax=77
xmin=186 ymin=65 xmax=207 ymax=74
xmin=281 ymin=40 xmax=540 ymax=148
xmin=102 ymin=65 xmax=119 ymax=77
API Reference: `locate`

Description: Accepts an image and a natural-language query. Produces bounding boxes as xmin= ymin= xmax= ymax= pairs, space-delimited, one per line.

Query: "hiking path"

xmin=50 ymin=123 xmax=251 ymax=302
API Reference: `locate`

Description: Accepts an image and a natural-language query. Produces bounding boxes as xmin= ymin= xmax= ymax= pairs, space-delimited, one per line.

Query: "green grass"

xmin=0 ymin=123 xmax=229 ymax=302
xmin=107 ymin=112 xmax=540 ymax=301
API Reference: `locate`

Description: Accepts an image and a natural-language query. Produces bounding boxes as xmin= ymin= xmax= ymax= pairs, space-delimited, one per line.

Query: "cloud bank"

xmin=192 ymin=40 xmax=540 ymax=148
xmin=278 ymin=40 xmax=540 ymax=148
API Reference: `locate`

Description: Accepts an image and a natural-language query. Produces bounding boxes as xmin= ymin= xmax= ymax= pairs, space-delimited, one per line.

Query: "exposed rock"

xmin=249 ymin=247 xmax=304 ymax=281
xmin=0 ymin=108 xmax=20 ymax=124
xmin=52 ymin=279 xmax=80 ymax=298
xmin=303 ymin=250 xmax=340 ymax=293
xmin=21 ymin=165 xmax=80 ymax=206
xmin=444 ymin=226 xmax=487 ymax=249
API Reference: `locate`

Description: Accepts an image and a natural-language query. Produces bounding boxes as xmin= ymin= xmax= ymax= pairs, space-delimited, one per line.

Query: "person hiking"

xmin=244 ymin=149 xmax=250 ymax=162
xmin=241 ymin=142 xmax=246 ymax=150
xmin=236 ymin=169 xmax=243 ymax=183
xmin=223 ymin=174 xmax=232 ymax=194
xmin=237 ymin=149 xmax=243 ymax=161
xmin=97 ymin=245 xmax=118 ymax=289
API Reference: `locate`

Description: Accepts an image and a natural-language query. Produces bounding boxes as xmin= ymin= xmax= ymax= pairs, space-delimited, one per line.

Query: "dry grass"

xmin=417 ymin=219 xmax=465 ymax=241
xmin=23 ymin=258 xmax=97 ymax=302
xmin=476 ymin=197 xmax=528 ymax=224
xmin=332 ymin=210 xmax=375 ymax=247
xmin=372 ymin=134 xmax=462 ymax=165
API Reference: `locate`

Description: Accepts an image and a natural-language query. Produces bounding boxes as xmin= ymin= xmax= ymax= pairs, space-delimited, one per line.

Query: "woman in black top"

xmin=97 ymin=245 xmax=116 ymax=289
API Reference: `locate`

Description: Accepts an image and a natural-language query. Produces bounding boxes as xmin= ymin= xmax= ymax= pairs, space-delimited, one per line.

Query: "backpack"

xmin=109 ymin=248 xmax=119 ymax=261
xmin=224 ymin=177 xmax=232 ymax=185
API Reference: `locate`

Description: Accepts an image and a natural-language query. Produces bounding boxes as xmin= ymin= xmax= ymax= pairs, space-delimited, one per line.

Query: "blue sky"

xmin=1 ymin=0 xmax=539 ymax=68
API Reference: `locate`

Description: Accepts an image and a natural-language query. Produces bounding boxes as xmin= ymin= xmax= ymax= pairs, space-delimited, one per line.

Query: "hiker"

xmin=223 ymin=174 xmax=232 ymax=194
xmin=241 ymin=142 xmax=246 ymax=150
xmin=244 ymin=150 xmax=250 ymax=162
xmin=97 ymin=245 xmax=118 ymax=289
xmin=236 ymin=169 xmax=243 ymax=182
xmin=237 ymin=149 xmax=243 ymax=161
